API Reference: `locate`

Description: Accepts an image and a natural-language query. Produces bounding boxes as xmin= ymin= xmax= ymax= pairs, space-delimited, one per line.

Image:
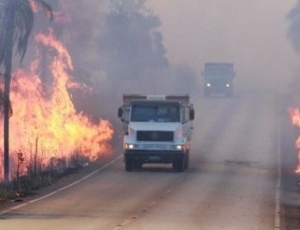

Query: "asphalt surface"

xmin=0 ymin=89 xmax=296 ymax=230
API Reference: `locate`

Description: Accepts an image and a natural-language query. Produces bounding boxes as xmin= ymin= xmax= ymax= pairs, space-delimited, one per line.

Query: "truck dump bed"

xmin=122 ymin=94 xmax=190 ymax=106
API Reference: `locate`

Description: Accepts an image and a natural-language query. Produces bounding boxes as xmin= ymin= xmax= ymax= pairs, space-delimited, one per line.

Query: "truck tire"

xmin=184 ymin=151 xmax=189 ymax=169
xmin=125 ymin=157 xmax=133 ymax=171
xmin=173 ymin=159 xmax=184 ymax=172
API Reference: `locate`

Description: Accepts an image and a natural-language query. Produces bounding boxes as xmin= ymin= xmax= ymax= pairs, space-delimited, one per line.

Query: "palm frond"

xmin=14 ymin=0 xmax=34 ymax=63
xmin=33 ymin=0 xmax=53 ymax=20
xmin=0 ymin=0 xmax=53 ymax=68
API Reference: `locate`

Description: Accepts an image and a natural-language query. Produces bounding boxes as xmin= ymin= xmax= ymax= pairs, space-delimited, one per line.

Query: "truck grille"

xmin=137 ymin=131 xmax=174 ymax=142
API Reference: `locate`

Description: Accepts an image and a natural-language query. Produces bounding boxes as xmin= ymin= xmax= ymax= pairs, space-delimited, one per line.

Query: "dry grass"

xmin=0 ymin=154 xmax=88 ymax=204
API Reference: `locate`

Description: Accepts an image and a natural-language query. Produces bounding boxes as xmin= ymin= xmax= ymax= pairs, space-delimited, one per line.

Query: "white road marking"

xmin=0 ymin=155 xmax=123 ymax=216
xmin=274 ymin=113 xmax=282 ymax=229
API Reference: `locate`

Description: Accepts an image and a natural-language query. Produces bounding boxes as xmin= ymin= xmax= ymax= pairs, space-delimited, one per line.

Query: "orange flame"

xmin=288 ymin=107 xmax=300 ymax=173
xmin=0 ymin=29 xmax=113 ymax=177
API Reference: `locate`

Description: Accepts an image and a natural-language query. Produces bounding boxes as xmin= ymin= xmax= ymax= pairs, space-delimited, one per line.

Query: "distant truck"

xmin=118 ymin=94 xmax=195 ymax=172
xmin=202 ymin=62 xmax=235 ymax=97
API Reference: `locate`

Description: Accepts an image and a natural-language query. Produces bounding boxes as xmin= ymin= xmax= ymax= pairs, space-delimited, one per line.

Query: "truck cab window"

xmin=131 ymin=106 xmax=156 ymax=122
xmin=131 ymin=103 xmax=180 ymax=122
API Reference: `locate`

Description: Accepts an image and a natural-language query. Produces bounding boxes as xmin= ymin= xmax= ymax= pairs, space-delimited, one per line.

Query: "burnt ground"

xmin=280 ymin=95 xmax=300 ymax=230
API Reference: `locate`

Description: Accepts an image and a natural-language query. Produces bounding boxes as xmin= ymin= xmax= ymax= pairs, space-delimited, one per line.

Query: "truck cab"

xmin=118 ymin=94 xmax=195 ymax=172
xmin=203 ymin=62 xmax=235 ymax=98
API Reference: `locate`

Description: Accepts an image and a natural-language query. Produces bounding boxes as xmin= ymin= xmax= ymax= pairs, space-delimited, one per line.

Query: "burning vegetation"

xmin=0 ymin=0 xmax=195 ymax=185
xmin=288 ymin=107 xmax=300 ymax=173
xmin=0 ymin=28 xmax=114 ymax=180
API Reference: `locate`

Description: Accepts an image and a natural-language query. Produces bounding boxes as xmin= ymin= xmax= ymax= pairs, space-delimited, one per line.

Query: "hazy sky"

xmin=146 ymin=0 xmax=299 ymax=93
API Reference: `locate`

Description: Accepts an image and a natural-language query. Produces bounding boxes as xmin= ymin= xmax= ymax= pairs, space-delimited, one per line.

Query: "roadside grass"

xmin=0 ymin=154 xmax=89 ymax=204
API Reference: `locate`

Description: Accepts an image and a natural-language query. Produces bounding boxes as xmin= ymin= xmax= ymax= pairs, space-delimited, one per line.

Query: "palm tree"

xmin=0 ymin=0 xmax=53 ymax=185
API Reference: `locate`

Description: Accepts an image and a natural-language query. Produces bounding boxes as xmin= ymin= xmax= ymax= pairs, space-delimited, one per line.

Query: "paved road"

xmin=0 ymin=90 xmax=280 ymax=230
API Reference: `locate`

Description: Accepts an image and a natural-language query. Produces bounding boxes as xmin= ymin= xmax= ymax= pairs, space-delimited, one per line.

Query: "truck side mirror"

xmin=190 ymin=108 xmax=195 ymax=120
xmin=118 ymin=107 xmax=123 ymax=118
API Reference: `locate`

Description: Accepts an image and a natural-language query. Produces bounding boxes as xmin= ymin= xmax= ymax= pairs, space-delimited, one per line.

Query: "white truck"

xmin=118 ymin=94 xmax=195 ymax=172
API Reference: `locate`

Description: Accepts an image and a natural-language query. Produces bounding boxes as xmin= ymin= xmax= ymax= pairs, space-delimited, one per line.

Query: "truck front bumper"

xmin=124 ymin=150 xmax=185 ymax=164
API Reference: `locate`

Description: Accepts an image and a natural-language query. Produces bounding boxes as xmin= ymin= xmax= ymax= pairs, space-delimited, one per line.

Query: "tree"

xmin=288 ymin=1 xmax=300 ymax=55
xmin=0 ymin=0 xmax=52 ymax=185
xmin=99 ymin=0 xmax=168 ymax=81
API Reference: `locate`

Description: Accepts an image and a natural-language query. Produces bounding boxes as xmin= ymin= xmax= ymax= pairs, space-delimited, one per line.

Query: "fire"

xmin=0 ymin=29 xmax=114 ymax=177
xmin=288 ymin=107 xmax=300 ymax=173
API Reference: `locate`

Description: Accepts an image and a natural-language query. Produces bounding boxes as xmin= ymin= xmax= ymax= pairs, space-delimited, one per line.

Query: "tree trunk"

xmin=3 ymin=48 xmax=12 ymax=185
xmin=3 ymin=4 xmax=14 ymax=185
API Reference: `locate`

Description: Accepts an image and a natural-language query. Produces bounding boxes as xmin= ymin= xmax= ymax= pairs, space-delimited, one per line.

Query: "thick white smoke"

xmin=147 ymin=0 xmax=299 ymax=94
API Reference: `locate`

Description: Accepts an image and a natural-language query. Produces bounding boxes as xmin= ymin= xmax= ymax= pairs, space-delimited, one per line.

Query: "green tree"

xmin=0 ymin=0 xmax=52 ymax=185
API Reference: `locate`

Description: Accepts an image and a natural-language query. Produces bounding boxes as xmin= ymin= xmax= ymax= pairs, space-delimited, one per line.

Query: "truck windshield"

xmin=131 ymin=102 xmax=180 ymax=122
xmin=205 ymin=75 xmax=232 ymax=81
xmin=205 ymin=68 xmax=232 ymax=77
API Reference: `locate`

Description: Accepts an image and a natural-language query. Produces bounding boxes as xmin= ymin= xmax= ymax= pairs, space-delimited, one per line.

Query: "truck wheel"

xmin=173 ymin=159 xmax=184 ymax=172
xmin=184 ymin=151 xmax=189 ymax=169
xmin=125 ymin=157 xmax=133 ymax=171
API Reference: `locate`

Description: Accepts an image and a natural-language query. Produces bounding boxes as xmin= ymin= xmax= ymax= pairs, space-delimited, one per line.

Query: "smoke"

xmin=147 ymin=0 xmax=299 ymax=94
xmin=26 ymin=0 xmax=197 ymax=127
xmin=97 ymin=1 xmax=168 ymax=82
xmin=287 ymin=0 xmax=300 ymax=97
xmin=19 ymin=0 xmax=299 ymax=141
xmin=288 ymin=1 xmax=300 ymax=55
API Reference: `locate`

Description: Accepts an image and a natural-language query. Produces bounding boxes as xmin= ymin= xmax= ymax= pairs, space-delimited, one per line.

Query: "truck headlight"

xmin=125 ymin=143 xmax=138 ymax=149
xmin=206 ymin=83 xmax=211 ymax=87
xmin=172 ymin=145 xmax=185 ymax=150
xmin=226 ymin=84 xmax=230 ymax=87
